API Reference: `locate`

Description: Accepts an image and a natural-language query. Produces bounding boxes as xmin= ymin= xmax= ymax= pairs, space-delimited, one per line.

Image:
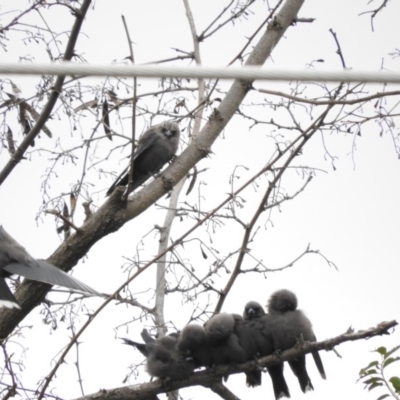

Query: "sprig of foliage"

xmin=358 ymin=345 xmax=400 ymax=400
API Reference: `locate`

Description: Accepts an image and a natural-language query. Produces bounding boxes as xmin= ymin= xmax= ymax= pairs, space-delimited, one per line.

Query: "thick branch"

xmin=71 ymin=320 xmax=397 ymax=400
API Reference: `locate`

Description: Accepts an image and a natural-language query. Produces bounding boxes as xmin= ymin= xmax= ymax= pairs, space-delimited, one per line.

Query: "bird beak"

xmin=164 ymin=130 xmax=173 ymax=137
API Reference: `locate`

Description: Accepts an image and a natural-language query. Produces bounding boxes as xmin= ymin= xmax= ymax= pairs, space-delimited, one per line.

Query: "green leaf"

xmin=367 ymin=381 xmax=384 ymax=391
xmin=360 ymin=368 xmax=378 ymax=377
xmin=363 ymin=377 xmax=384 ymax=385
xmin=385 ymin=345 xmax=400 ymax=359
xmin=360 ymin=361 xmax=379 ymax=373
xmin=383 ymin=356 xmax=400 ymax=368
xmin=376 ymin=394 xmax=390 ymax=400
xmin=389 ymin=376 xmax=400 ymax=394
xmin=376 ymin=347 xmax=387 ymax=356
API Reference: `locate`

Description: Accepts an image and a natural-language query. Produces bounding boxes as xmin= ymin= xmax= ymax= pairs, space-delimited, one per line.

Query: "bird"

xmin=176 ymin=323 xmax=206 ymax=359
xmin=241 ymin=301 xmax=266 ymax=387
xmin=176 ymin=314 xmax=248 ymax=372
xmin=122 ymin=330 xmax=194 ymax=380
xmin=267 ymin=289 xmax=326 ymax=393
xmin=204 ymin=313 xmax=248 ymax=367
xmin=0 ymin=226 xmax=99 ymax=309
xmin=106 ymin=120 xmax=180 ymax=196
xmin=204 ymin=312 xmax=236 ymax=343
xmin=240 ymin=301 xmax=291 ymax=398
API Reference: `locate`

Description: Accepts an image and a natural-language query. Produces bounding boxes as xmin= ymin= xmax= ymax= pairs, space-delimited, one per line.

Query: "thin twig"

xmin=258 ymin=87 xmax=400 ymax=105
xmin=121 ymin=15 xmax=137 ymax=200
xmin=44 ymin=209 xmax=82 ymax=233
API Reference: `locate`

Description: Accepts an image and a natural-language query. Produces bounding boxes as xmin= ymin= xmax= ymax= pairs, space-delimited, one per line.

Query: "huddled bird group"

xmin=122 ymin=289 xmax=326 ymax=399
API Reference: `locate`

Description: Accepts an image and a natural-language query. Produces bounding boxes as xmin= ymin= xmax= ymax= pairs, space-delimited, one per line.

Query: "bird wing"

xmin=0 ymin=226 xmax=34 ymax=267
xmin=133 ymin=129 xmax=161 ymax=160
xmin=3 ymin=260 xmax=100 ymax=296
xmin=105 ymin=164 xmax=130 ymax=196
xmin=105 ymin=132 xmax=161 ymax=196
xmin=0 ymin=275 xmax=20 ymax=309
xmin=312 ymin=350 xmax=326 ymax=379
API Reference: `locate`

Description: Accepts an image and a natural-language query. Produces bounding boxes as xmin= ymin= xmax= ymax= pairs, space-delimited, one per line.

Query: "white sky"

xmin=1 ymin=1 xmax=399 ymax=399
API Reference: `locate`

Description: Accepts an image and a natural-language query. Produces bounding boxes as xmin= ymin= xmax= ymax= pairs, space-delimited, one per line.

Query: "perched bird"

xmin=176 ymin=323 xmax=206 ymax=359
xmin=177 ymin=314 xmax=248 ymax=371
xmin=239 ymin=302 xmax=290 ymax=397
xmin=240 ymin=301 xmax=266 ymax=388
xmin=205 ymin=312 xmax=236 ymax=343
xmin=106 ymin=121 xmax=180 ymax=196
xmin=204 ymin=313 xmax=247 ymax=366
xmin=0 ymin=226 xmax=99 ymax=309
xmin=267 ymin=289 xmax=326 ymax=393
xmin=122 ymin=330 xmax=194 ymax=380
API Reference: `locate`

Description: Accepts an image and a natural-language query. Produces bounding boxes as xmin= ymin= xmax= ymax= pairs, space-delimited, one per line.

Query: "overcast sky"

xmin=1 ymin=1 xmax=399 ymax=399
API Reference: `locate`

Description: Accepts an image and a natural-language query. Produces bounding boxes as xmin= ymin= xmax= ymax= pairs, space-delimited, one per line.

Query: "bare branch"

xmin=257 ymin=88 xmax=400 ymax=106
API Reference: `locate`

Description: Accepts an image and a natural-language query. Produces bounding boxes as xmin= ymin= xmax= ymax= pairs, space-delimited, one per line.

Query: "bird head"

xmin=160 ymin=121 xmax=180 ymax=138
xmin=267 ymin=289 xmax=298 ymax=314
xmin=244 ymin=301 xmax=265 ymax=319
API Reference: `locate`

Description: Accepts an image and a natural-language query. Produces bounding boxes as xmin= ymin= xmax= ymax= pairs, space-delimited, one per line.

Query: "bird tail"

xmin=288 ymin=358 xmax=314 ymax=393
xmin=105 ymin=166 xmax=129 ymax=197
xmin=3 ymin=260 xmax=100 ymax=297
xmin=121 ymin=337 xmax=148 ymax=356
xmin=312 ymin=351 xmax=326 ymax=379
xmin=0 ymin=276 xmax=20 ymax=309
xmin=268 ymin=364 xmax=291 ymax=399
xmin=246 ymin=370 xmax=262 ymax=387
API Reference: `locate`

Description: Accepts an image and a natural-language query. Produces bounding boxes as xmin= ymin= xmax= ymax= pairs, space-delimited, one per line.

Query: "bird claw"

xmin=161 ymin=377 xmax=172 ymax=389
xmin=162 ymin=176 xmax=175 ymax=191
xmin=274 ymin=349 xmax=283 ymax=357
xmin=206 ymin=364 xmax=217 ymax=375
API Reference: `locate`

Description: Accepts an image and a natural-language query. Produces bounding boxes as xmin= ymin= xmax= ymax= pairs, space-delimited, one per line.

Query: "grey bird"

xmin=122 ymin=331 xmax=194 ymax=380
xmin=0 ymin=226 xmax=99 ymax=309
xmin=242 ymin=301 xmax=265 ymax=387
xmin=204 ymin=312 xmax=236 ymax=343
xmin=204 ymin=313 xmax=248 ymax=366
xmin=240 ymin=301 xmax=290 ymax=397
xmin=106 ymin=121 xmax=180 ymax=196
xmin=267 ymin=289 xmax=326 ymax=393
xmin=176 ymin=324 xmax=206 ymax=358
xmin=177 ymin=314 xmax=247 ymax=371
xmin=176 ymin=323 xmax=214 ymax=368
